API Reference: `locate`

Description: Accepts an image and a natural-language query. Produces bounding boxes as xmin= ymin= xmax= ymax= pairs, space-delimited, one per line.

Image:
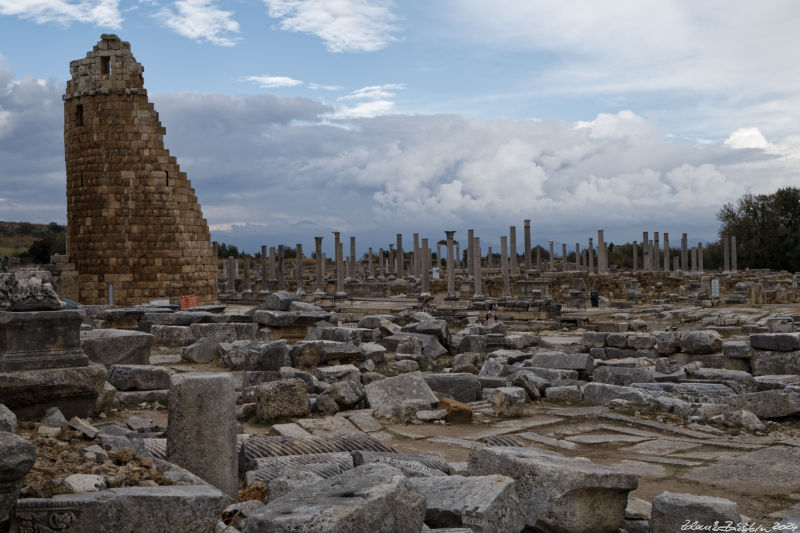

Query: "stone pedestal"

xmin=0 ymin=311 xmax=88 ymax=371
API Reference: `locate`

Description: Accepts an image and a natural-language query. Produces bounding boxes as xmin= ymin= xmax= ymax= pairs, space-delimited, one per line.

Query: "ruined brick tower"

xmin=63 ymin=34 xmax=217 ymax=305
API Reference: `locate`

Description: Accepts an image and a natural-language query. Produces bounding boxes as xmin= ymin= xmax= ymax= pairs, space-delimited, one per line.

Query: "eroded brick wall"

xmin=64 ymin=34 xmax=216 ymax=305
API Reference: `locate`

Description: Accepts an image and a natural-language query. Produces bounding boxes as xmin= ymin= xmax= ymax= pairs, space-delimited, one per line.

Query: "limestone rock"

xmin=750 ymin=332 xmax=800 ymax=352
xmin=181 ymin=337 xmax=218 ymax=363
xmin=0 ymin=364 xmax=107 ymax=419
xmin=365 ymin=371 xmax=438 ymax=417
xmin=681 ymin=331 xmax=723 ymax=354
xmin=108 ymin=364 xmax=172 ymax=391
xmin=316 ymin=381 xmax=364 ymax=415
xmin=468 ymin=447 xmax=637 ymax=532
xmin=0 ymin=274 xmax=63 ymax=311
xmin=649 ymin=491 xmax=741 ymax=533
xmin=0 ymin=403 xmax=17 ymax=433
xmin=410 ymin=474 xmax=524 ymax=533
xmin=0 ymin=431 xmax=36 ymax=522
xmin=255 ymin=379 xmax=309 ymax=420
xmin=81 ymin=329 xmax=153 ymax=366
xmin=491 ymin=387 xmax=527 ymax=417
xmin=423 ymin=373 xmax=481 ymax=403
xmin=243 ymin=464 xmax=426 ymax=533
xmin=583 ymin=382 xmax=648 ymax=405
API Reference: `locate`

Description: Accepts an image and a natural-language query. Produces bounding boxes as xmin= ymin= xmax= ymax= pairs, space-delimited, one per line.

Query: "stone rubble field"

xmin=2 ymin=278 xmax=800 ymax=532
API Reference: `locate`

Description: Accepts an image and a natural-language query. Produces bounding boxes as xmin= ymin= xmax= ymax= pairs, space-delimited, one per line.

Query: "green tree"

xmin=717 ymin=187 xmax=800 ymax=272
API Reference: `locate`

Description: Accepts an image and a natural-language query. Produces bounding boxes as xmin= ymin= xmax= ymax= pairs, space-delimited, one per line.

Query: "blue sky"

xmin=1 ymin=0 xmax=800 ymax=256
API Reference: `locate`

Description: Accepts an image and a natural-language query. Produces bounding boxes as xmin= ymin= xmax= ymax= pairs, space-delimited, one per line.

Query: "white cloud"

xmin=329 ymin=99 xmax=394 ymax=119
xmin=308 ymin=82 xmax=342 ymax=91
xmin=243 ymin=75 xmax=303 ymax=88
xmin=339 ymin=83 xmax=404 ymax=101
xmin=156 ymin=0 xmax=240 ymax=46
xmin=725 ymin=127 xmax=775 ymax=152
xmin=263 ymin=0 xmax=400 ymax=52
xmin=0 ymin=0 xmax=122 ymax=28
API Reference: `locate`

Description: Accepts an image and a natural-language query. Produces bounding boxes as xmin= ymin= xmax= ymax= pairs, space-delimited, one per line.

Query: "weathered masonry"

xmin=63 ymin=34 xmax=216 ymax=305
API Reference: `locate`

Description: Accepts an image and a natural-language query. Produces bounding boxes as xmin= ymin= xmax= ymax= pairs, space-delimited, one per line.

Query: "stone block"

xmin=313 ymin=364 xmax=360 ymax=384
xmin=654 ymin=331 xmax=682 ymax=355
xmin=491 ymin=387 xmax=527 ymax=417
xmin=583 ymin=383 xmax=648 ymax=404
xmin=524 ymin=366 xmax=578 ymax=381
xmin=168 ymin=373 xmax=238 ymax=498
xmin=0 ymin=364 xmax=107 ymax=419
xmin=722 ymin=340 xmax=751 ymax=358
xmin=410 ymin=475 xmax=524 ymax=533
xmin=581 ymin=331 xmax=607 ymax=348
xmin=150 ymin=325 xmax=191 ymax=346
xmin=254 ymin=310 xmax=297 ymax=327
xmin=359 ymin=342 xmax=387 ymax=363
xmin=0 ymin=403 xmax=16 ymax=433
xmin=316 ymin=381 xmax=364 ymax=415
xmin=254 ymin=379 xmax=309 ymax=420
xmin=108 ymin=364 xmax=172 ymax=391
xmin=458 ymin=335 xmax=487 ymax=354
xmin=365 ymin=371 xmax=438 ymax=417
xmin=592 ymin=366 xmax=653 ymax=386
xmin=242 ymin=464 xmax=426 ymax=533
xmin=423 ymin=373 xmax=481 ymax=403
xmin=510 ymin=370 xmax=546 ymax=400
xmin=767 ymin=317 xmax=795 ymax=333
xmin=627 ymin=333 xmax=655 ymax=350
xmin=263 ymin=290 xmax=300 ymax=311
xmin=243 ymin=340 xmax=291 ymax=371
xmin=633 ymin=382 xmax=737 ymax=403
xmin=320 ymin=341 xmax=361 ymax=363
xmin=181 ymin=337 xmax=218 ymax=363
xmin=751 ymin=350 xmax=800 ymax=376
xmin=13 ymin=486 xmax=227 ymax=533
xmin=528 ymin=351 xmax=593 ymax=374
xmin=750 ymin=332 xmax=800 ymax=352
xmin=468 ymin=447 xmax=637 ymax=532
xmin=720 ymin=390 xmax=800 ymax=419
xmin=189 ymin=323 xmax=257 ymax=343
xmin=649 ymin=491 xmax=741 ymax=533
xmin=0 ymin=431 xmax=36 ymax=522
xmin=681 ymin=331 xmax=722 ymax=354
xmin=545 ymin=385 xmax=582 ymax=402
xmin=81 ymin=328 xmax=153 ymax=366
xmin=0 ymin=310 xmax=87 ymax=371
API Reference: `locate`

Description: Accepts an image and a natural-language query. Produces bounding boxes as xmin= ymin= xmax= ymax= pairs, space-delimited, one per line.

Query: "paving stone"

xmin=564 ymin=434 xmax=653 ymax=445
xmin=242 ymin=464 xmax=426 ymax=533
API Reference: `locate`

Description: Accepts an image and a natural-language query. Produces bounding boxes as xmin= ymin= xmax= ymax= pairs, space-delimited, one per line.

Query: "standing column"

xmin=227 ymin=256 xmax=236 ymax=291
xmin=168 ymin=373 xmax=237 ymax=498
xmin=500 ymin=235 xmax=510 ymax=299
xmin=731 ymin=236 xmax=737 ymax=272
xmin=378 ymin=248 xmax=385 ymax=280
xmin=575 ymin=243 xmax=581 ymax=270
xmin=588 ymin=237 xmax=594 ymax=274
xmin=368 ymin=247 xmax=375 ymax=280
xmin=396 ymin=234 xmax=404 ymax=279
xmin=388 ymin=244 xmax=395 ymax=279
xmin=243 ymin=258 xmax=251 ymax=291
xmin=632 ymin=241 xmax=638 ymax=272
xmin=314 ymin=237 xmax=324 ymax=294
xmin=691 ymin=247 xmax=698 ymax=272
xmin=487 ymin=247 xmax=493 ymax=269
xmin=597 ymin=230 xmax=606 ymax=273
xmin=413 ymin=233 xmax=420 ymax=279
xmin=269 ymin=247 xmax=276 ymax=281
xmin=523 ymin=219 xmax=532 ymax=272
xmin=335 ymin=240 xmax=345 ymax=295
xmin=473 ymin=236 xmax=483 ymax=298
xmin=347 ymin=237 xmax=355 ymax=280
xmin=536 ymin=245 xmax=542 ymax=271
xmin=549 ymin=241 xmax=555 ymax=271
xmin=277 ymin=245 xmax=286 ymax=290
xmin=509 ymin=226 xmax=519 ymax=276
xmin=295 ymin=243 xmax=304 ymax=294
xmin=654 ymin=232 xmax=660 ymax=271
xmin=436 ymin=243 xmax=442 ymax=269
xmin=723 ymin=235 xmax=730 ymax=272
xmin=260 ymin=245 xmax=268 ymax=292
xmin=455 ymin=241 xmax=461 ymax=269
xmin=698 ymin=242 xmax=704 ymax=272
xmin=663 ymin=233 xmax=670 ymax=273
xmin=445 ymin=231 xmax=456 ymax=299
xmin=642 ymin=232 xmax=650 ymax=271
xmin=681 ymin=233 xmax=688 ymax=271
xmin=421 ymin=238 xmax=430 ymax=296
xmin=562 ymin=243 xmax=568 ymax=272
xmin=467 ymin=229 xmax=474 ymax=279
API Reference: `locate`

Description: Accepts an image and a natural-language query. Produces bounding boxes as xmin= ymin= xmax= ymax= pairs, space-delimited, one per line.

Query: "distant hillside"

xmin=0 ymin=221 xmax=67 ymax=263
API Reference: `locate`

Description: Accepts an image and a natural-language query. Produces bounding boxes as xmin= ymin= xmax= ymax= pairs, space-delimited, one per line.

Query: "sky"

xmin=1 ymin=0 xmax=800 ymax=256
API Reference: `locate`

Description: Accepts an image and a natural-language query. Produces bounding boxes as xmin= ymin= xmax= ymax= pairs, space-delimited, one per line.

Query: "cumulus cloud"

xmin=3 ymin=62 xmax=799 ymax=254
xmin=330 ymin=83 xmax=404 ymax=118
xmin=243 ymin=75 xmax=303 ymax=88
xmin=156 ymin=0 xmax=240 ymax=46
xmin=263 ymin=0 xmax=400 ymax=53
xmin=0 ymin=0 xmax=122 ymax=28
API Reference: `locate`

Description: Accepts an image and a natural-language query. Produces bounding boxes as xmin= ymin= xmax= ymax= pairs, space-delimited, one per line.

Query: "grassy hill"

xmin=0 ymin=221 xmax=66 ymax=264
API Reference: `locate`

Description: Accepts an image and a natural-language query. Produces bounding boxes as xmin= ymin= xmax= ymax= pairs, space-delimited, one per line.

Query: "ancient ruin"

xmin=62 ymin=34 xmax=216 ymax=306
xmin=2 ymin=34 xmax=800 ymax=533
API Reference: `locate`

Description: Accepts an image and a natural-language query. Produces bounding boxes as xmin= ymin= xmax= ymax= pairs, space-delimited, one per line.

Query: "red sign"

xmin=180 ymin=295 xmax=199 ymax=310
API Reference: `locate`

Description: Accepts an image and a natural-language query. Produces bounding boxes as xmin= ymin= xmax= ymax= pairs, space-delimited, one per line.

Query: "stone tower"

xmin=63 ymin=35 xmax=217 ymax=306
